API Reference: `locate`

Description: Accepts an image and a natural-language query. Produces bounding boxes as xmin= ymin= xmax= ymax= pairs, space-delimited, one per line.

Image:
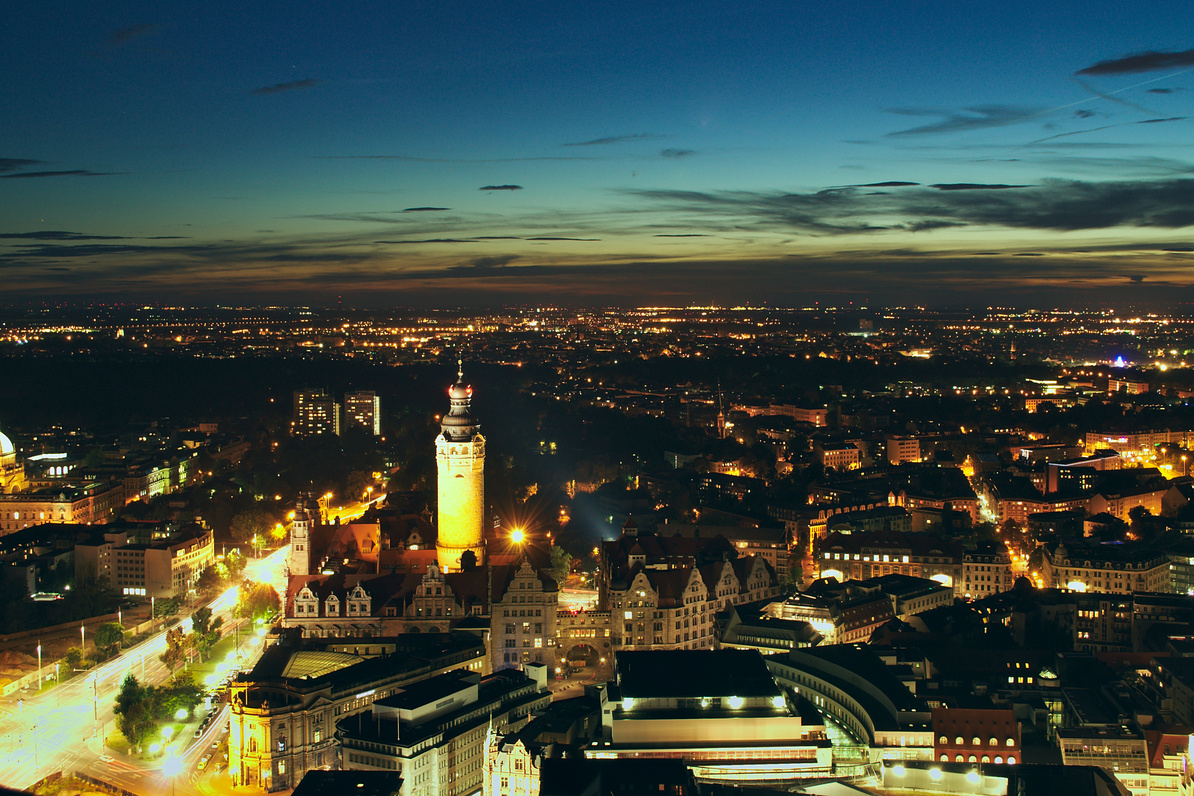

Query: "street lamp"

xmin=163 ymin=752 xmax=183 ymax=796
xmin=37 ymin=643 xmax=41 ymax=689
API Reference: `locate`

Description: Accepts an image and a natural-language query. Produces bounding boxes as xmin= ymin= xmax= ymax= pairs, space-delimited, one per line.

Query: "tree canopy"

xmin=237 ymin=580 xmax=281 ymax=622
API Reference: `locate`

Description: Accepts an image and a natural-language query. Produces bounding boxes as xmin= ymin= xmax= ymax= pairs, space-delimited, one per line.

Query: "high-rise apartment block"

xmin=293 ymin=388 xmax=341 ymax=437
xmin=344 ymin=390 xmax=381 ymax=436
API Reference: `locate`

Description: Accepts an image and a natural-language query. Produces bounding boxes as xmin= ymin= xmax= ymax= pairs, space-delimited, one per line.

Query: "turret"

xmin=289 ymin=495 xmax=314 ymax=577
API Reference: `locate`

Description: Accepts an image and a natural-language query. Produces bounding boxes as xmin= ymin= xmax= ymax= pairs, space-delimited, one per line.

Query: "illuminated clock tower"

xmin=436 ymin=363 xmax=486 ymax=572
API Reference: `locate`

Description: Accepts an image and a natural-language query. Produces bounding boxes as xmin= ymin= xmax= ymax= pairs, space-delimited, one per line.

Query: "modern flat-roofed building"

xmin=72 ymin=521 xmax=214 ymax=599
xmin=1058 ymin=726 xmax=1150 ymax=796
xmin=887 ymin=436 xmax=922 ymax=465
xmin=765 ymin=644 xmax=933 ymax=760
xmin=229 ymin=629 xmax=487 ymax=790
xmin=816 ymin=442 xmax=861 ymax=471
xmin=294 ymin=388 xmax=341 ymax=437
xmin=339 ymin=664 xmax=550 ymax=796
xmin=344 ymin=391 xmax=382 ymax=436
xmin=588 ymin=648 xmax=833 ymax=785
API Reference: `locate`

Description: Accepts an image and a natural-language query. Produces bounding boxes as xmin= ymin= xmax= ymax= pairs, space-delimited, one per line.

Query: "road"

xmin=0 ymin=546 xmax=290 ymax=794
xmin=324 ymin=492 xmax=385 ymax=525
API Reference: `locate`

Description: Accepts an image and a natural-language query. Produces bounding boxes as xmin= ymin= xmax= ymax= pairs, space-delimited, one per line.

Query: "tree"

xmin=346 ymin=470 xmax=373 ymax=501
xmin=64 ymin=646 xmax=83 ymax=670
xmin=159 ymin=627 xmax=187 ymax=672
xmin=550 ymin=544 xmax=572 ymax=584
xmin=156 ymin=673 xmax=203 ymax=720
xmin=94 ymin=622 xmax=124 ymax=658
xmin=190 ymin=607 xmax=224 ymax=662
xmin=226 ymin=549 xmax=248 ymax=581
xmin=196 ymin=565 xmax=223 ymax=600
xmin=230 ymin=509 xmax=274 ymax=545
xmin=83 ymin=447 xmax=105 ymax=469
xmin=113 ymin=674 xmax=156 ymax=751
xmin=237 ymin=580 xmax=281 ymax=622
xmin=154 ymin=597 xmax=181 ymax=618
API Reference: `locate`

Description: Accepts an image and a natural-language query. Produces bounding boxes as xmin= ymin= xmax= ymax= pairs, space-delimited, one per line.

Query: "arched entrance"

xmin=566 ymin=643 xmax=598 ymax=667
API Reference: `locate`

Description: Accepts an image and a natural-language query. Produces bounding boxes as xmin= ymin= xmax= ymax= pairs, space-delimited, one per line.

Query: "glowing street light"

xmin=511 ymin=527 xmax=526 ymax=544
xmin=163 ymin=750 xmax=183 ymax=796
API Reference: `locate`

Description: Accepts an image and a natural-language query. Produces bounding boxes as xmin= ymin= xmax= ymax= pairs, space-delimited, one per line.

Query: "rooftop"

xmin=615 ymin=649 xmax=782 ymax=699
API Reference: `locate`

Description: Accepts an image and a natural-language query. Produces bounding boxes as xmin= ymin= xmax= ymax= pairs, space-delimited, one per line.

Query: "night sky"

xmin=3 ymin=1 xmax=1193 ymax=307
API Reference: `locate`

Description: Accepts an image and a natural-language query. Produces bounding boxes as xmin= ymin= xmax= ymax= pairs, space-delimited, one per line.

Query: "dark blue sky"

xmin=2 ymin=1 xmax=1193 ymax=306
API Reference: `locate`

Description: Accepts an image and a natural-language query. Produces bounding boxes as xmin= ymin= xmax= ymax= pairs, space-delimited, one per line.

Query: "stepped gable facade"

xmin=598 ymin=520 xmax=780 ymax=652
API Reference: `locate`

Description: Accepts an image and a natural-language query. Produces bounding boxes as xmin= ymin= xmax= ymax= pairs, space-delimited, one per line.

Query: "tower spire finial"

xmin=458 ymin=358 xmax=463 ymax=381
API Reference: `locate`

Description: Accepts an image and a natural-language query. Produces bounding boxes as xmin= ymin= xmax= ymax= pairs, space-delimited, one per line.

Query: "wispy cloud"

xmin=252 ymin=79 xmax=320 ymax=96
xmin=315 ymin=154 xmax=601 ymax=163
xmin=886 ymin=105 xmax=1042 ymax=136
xmin=562 ymin=134 xmax=662 ymax=147
xmin=403 ymin=206 xmax=450 ymax=212
xmin=464 ymin=254 xmax=521 ymax=269
xmin=1030 ymin=115 xmax=1186 ymax=143
xmin=1077 ymin=49 xmax=1194 ymax=75
xmin=929 ymin=183 xmax=1028 ymax=190
xmin=0 ymin=169 xmax=122 ymax=179
xmin=660 ymin=148 xmax=696 ymax=158
xmin=1073 ymin=77 xmax=1159 ymax=115
xmin=480 ymin=184 xmax=522 ymax=191
xmin=0 ymin=231 xmax=127 ymax=240
xmin=0 ymin=158 xmax=43 ymax=173
xmin=623 ymin=177 xmax=1194 ymax=233
xmin=107 ymin=24 xmax=158 ymax=46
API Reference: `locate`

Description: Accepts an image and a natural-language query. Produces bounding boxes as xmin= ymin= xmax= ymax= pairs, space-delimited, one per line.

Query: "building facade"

xmin=0 ymin=430 xmax=26 ymax=495
xmin=599 ymin=527 xmax=780 ymax=653
xmin=1 ymin=480 xmax=124 ymax=533
xmin=592 ymin=649 xmax=834 ymax=785
xmin=817 ymin=530 xmax=965 ymax=595
xmin=1041 ymin=541 xmax=1171 ymax=595
xmin=74 ymin=523 xmax=214 ymax=599
xmin=962 ymin=546 xmax=1015 ymax=600
xmin=229 ymin=631 xmax=487 ymax=790
xmin=344 ymin=391 xmax=382 ymax=436
xmin=932 ymin=707 xmax=1020 ymax=765
xmin=294 ymin=388 xmax=341 ymax=437
xmin=340 ymin=664 xmax=550 ymax=796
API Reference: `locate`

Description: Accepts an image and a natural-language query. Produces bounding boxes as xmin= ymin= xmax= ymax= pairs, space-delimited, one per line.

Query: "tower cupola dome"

xmin=441 ymin=361 xmax=479 ymax=441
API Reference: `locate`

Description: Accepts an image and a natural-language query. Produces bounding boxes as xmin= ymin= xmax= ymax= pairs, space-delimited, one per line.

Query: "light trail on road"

xmin=0 ymin=545 xmax=290 ymax=793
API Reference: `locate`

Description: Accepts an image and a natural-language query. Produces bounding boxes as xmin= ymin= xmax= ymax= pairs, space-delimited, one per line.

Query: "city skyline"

xmin=2 ymin=1 xmax=1193 ymax=306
